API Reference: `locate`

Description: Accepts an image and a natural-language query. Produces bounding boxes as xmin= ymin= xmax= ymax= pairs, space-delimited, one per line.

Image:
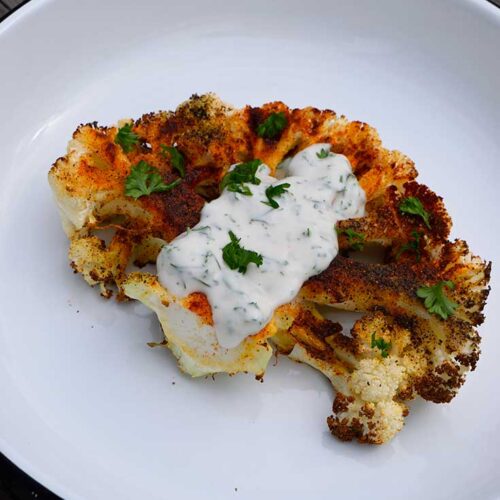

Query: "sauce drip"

xmin=157 ymin=144 xmax=366 ymax=348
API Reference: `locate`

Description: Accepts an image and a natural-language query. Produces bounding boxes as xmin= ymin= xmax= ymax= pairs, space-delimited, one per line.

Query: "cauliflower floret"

xmin=330 ymin=357 xmax=408 ymax=444
xmin=273 ymin=301 xmax=483 ymax=444
xmin=327 ymin=395 xmax=405 ymax=445
xmin=273 ymin=292 xmax=487 ymax=445
xmin=349 ymin=358 xmax=404 ymax=403
xmin=286 ymin=339 xmax=408 ymax=444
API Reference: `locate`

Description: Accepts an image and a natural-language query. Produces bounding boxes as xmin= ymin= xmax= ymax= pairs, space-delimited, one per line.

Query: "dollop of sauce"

xmin=157 ymin=144 xmax=366 ymax=348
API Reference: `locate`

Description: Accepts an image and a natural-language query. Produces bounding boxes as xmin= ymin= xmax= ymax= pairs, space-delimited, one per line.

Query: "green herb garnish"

xmin=124 ymin=161 xmax=181 ymax=199
xmin=316 ymin=148 xmax=330 ymax=159
xmin=256 ymin=112 xmax=287 ymax=139
xmin=222 ymin=231 xmax=263 ymax=274
xmin=160 ymin=145 xmax=186 ymax=178
xmin=396 ymin=230 xmax=423 ymax=262
xmin=399 ymin=197 xmax=431 ymax=229
xmin=336 ymin=227 xmax=366 ymax=251
xmin=114 ymin=123 xmax=139 ymax=153
xmin=416 ymin=280 xmax=458 ymax=320
xmin=220 ymin=159 xmax=262 ymax=196
xmin=262 ymin=183 xmax=291 ymax=209
xmin=371 ymin=333 xmax=391 ymax=358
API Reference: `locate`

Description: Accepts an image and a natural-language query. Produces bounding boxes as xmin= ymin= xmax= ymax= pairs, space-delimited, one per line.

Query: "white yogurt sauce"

xmin=157 ymin=143 xmax=366 ymax=348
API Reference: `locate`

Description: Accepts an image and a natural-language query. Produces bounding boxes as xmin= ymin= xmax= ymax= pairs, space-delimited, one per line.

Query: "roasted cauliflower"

xmin=48 ymin=93 xmax=491 ymax=444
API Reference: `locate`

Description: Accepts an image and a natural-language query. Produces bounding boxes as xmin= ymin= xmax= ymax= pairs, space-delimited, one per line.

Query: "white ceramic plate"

xmin=1 ymin=0 xmax=499 ymax=498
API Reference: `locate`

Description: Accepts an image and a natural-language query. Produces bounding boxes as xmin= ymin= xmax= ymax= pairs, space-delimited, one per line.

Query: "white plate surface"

xmin=1 ymin=0 xmax=499 ymax=498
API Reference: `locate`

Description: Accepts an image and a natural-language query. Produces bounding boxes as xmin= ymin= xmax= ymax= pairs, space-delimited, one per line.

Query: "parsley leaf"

xmin=160 ymin=145 xmax=186 ymax=178
xmin=256 ymin=112 xmax=287 ymax=139
xmin=262 ymin=183 xmax=291 ymax=209
xmin=114 ymin=123 xmax=139 ymax=153
xmin=396 ymin=230 xmax=423 ymax=262
xmin=399 ymin=196 xmax=431 ymax=229
xmin=371 ymin=333 xmax=391 ymax=358
xmin=336 ymin=227 xmax=365 ymax=251
xmin=220 ymin=159 xmax=262 ymax=196
xmin=316 ymin=148 xmax=330 ymax=159
xmin=124 ymin=160 xmax=181 ymax=199
xmin=222 ymin=231 xmax=263 ymax=274
xmin=416 ymin=280 xmax=458 ymax=320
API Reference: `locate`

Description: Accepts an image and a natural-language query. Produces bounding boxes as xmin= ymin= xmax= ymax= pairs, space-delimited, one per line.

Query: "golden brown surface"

xmin=48 ymin=93 xmax=491 ymax=444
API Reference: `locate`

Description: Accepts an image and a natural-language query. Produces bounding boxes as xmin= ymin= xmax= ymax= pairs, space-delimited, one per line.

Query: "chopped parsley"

xmin=256 ymin=112 xmax=287 ymax=139
xmin=417 ymin=280 xmax=458 ymax=320
xmin=316 ymin=148 xmax=330 ymax=159
xmin=160 ymin=145 xmax=186 ymax=178
xmin=336 ymin=227 xmax=365 ymax=251
xmin=222 ymin=231 xmax=263 ymax=274
xmin=399 ymin=196 xmax=431 ymax=229
xmin=124 ymin=161 xmax=181 ymax=199
xmin=262 ymin=183 xmax=291 ymax=209
xmin=219 ymin=159 xmax=262 ymax=196
xmin=114 ymin=123 xmax=139 ymax=153
xmin=371 ymin=333 xmax=391 ymax=358
xmin=396 ymin=230 xmax=423 ymax=262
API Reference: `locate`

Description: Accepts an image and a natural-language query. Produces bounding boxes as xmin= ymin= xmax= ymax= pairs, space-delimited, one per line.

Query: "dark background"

xmin=0 ymin=454 xmax=59 ymax=500
xmin=0 ymin=0 xmax=24 ymax=19
xmin=1 ymin=0 xmax=499 ymax=498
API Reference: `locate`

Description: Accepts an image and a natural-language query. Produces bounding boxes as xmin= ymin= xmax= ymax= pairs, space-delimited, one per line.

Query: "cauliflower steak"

xmin=48 ymin=93 xmax=490 ymax=444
